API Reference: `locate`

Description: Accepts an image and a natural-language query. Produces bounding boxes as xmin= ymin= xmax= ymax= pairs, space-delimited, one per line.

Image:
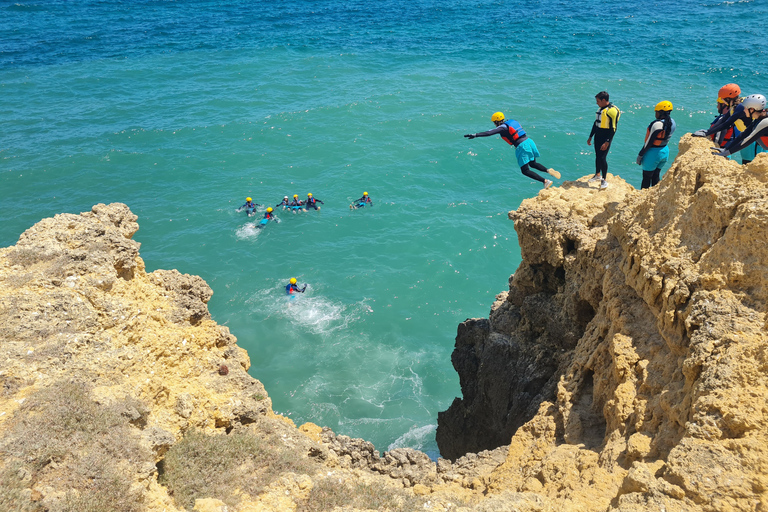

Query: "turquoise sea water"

xmin=2 ymin=0 xmax=766 ymax=457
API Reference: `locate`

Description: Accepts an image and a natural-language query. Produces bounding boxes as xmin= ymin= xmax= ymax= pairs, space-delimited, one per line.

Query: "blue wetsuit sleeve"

xmin=705 ymin=105 xmax=745 ymax=136
xmin=473 ymin=126 xmax=507 ymax=138
xmin=724 ymin=118 xmax=768 ymax=154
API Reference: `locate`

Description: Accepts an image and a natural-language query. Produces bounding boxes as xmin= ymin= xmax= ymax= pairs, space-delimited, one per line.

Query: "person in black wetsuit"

xmin=285 ymin=277 xmax=306 ymax=295
xmin=237 ymin=197 xmax=260 ymax=215
xmin=305 ymin=193 xmax=324 ymax=210
xmin=708 ymin=84 xmax=743 ymax=150
xmin=713 ymin=94 xmax=768 ymax=160
xmin=350 ymin=191 xmax=372 ymax=209
xmin=276 ymin=196 xmax=290 ymax=209
xmin=464 ymin=112 xmax=560 ymax=190
xmin=587 ymin=91 xmax=620 ymax=190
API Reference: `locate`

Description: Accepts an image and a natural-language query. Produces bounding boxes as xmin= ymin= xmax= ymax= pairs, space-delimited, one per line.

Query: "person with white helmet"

xmin=637 ymin=101 xmax=676 ymax=190
xmin=713 ymin=94 xmax=768 ymax=160
xmin=237 ymin=197 xmax=260 ymax=216
xmin=464 ymin=112 xmax=561 ymax=190
xmin=285 ymin=277 xmax=306 ymax=295
xmin=350 ymin=191 xmax=372 ymax=209
xmin=305 ymin=192 xmax=324 ymax=210
xmin=694 ymin=87 xmax=763 ymax=163
xmin=276 ymin=195 xmax=290 ymax=209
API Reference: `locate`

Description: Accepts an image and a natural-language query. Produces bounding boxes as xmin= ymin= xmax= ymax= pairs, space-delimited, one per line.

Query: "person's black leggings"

xmin=595 ymin=135 xmax=611 ymax=179
xmin=520 ymin=160 xmax=548 ymax=183
xmin=641 ymin=168 xmax=661 ymax=189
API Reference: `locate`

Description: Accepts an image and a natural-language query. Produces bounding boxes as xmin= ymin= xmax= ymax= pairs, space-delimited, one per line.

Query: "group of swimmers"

xmin=464 ymin=84 xmax=767 ymax=192
xmin=237 ymin=192 xmax=374 ymax=223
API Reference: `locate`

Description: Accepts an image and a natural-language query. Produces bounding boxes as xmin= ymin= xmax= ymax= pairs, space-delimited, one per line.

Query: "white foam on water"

xmin=235 ymin=223 xmax=263 ymax=240
xmin=387 ymin=424 xmax=437 ymax=452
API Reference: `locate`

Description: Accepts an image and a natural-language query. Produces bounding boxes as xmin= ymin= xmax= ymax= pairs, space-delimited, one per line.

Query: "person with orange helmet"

xmin=713 ymin=94 xmax=768 ymax=160
xmin=464 ymin=112 xmax=560 ymax=190
xmin=636 ymin=101 xmax=676 ymax=189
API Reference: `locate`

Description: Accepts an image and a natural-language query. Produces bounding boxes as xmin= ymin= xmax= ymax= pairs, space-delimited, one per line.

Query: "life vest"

xmin=646 ymin=117 xmax=676 ymax=148
xmin=307 ymin=197 xmax=316 ymax=206
xmin=264 ymin=212 xmax=273 ymax=219
xmin=595 ymin=103 xmax=620 ymax=131
xmin=500 ymin=120 xmax=527 ymax=146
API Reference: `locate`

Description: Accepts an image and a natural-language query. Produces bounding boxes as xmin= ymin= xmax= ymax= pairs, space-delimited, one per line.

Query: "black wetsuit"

xmin=589 ymin=103 xmax=620 ymax=179
xmin=238 ymin=200 xmax=259 ymax=213
xmin=724 ymin=116 xmax=768 ymax=155
xmin=305 ymin=197 xmax=324 ymax=210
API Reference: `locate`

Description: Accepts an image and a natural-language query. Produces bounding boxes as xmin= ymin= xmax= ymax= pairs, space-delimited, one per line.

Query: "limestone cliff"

xmin=437 ymin=136 xmax=768 ymax=511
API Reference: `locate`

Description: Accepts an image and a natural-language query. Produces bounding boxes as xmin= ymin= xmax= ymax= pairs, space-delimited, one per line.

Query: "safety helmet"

xmin=267 ymin=207 xmax=273 ymax=212
xmin=246 ymin=197 xmax=252 ymax=202
xmin=308 ymin=193 xmax=312 ymax=197
xmin=293 ymin=194 xmax=298 ymax=198
xmin=284 ymin=195 xmax=288 ymax=199
xmin=742 ymin=94 xmax=767 ymax=111
xmin=655 ymin=101 xmax=673 ymax=112
xmin=363 ymin=191 xmax=368 ymax=196
xmin=290 ymin=278 xmax=297 ymax=284
xmin=718 ymin=83 xmax=741 ymax=100
xmin=491 ymin=112 xmax=505 ymax=122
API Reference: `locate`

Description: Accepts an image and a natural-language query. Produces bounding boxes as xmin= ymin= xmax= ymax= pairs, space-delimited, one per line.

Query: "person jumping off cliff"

xmin=464 ymin=112 xmax=560 ymax=190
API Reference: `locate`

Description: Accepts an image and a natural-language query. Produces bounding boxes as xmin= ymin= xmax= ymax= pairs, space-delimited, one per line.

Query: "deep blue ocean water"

xmin=2 ymin=0 xmax=766 ymax=457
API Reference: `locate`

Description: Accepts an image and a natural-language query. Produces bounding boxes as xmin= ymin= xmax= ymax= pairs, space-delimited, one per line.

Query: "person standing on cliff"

xmin=464 ymin=112 xmax=560 ymax=190
xmin=587 ymin=91 xmax=620 ymax=190
xmin=712 ymin=94 xmax=768 ymax=159
xmin=636 ymin=101 xmax=676 ymax=189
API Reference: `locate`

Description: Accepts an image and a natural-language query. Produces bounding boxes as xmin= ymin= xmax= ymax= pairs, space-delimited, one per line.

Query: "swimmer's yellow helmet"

xmin=290 ymin=278 xmax=297 ymax=284
xmin=293 ymin=194 xmax=298 ymax=198
xmin=246 ymin=197 xmax=252 ymax=202
xmin=655 ymin=101 xmax=673 ymax=112
xmin=363 ymin=191 xmax=368 ymax=196
xmin=266 ymin=207 xmax=273 ymax=212
xmin=491 ymin=112 xmax=505 ymax=122
xmin=308 ymin=193 xmax=312 ymax=197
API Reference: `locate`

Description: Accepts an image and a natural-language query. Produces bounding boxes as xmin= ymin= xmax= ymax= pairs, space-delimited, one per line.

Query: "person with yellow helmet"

xmin=285 ymin=277 xmax=306 ymax=295
xmin=587 ymin=91 xmax=621 ymax=190
xmin=694 ymin=85 xmax=763 ymax=164
xmin=464 ymin=112 xmax=560 ymax=190
xmin=350 ymin=191 xmax=372 ymax=209
xmin=237 ymin=196 xmax=260 ymax=216
xmin=305 ymin=192 xmax=324 ymax=211
xmin=636 ymin=101 xmax=676 ymax=189
xmin=289 ymin=194 xmax=305 ymax=213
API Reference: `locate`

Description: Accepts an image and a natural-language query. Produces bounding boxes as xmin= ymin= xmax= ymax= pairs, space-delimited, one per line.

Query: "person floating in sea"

xmin=693 ymin=85 xmax=764 ymax=164
xmin=237 ymin=197 xmax=260 ymax=216
xmin=712 ymin=94 xmax=768 ymax=160
xmin=587 ymin=91 xmax=620 ymax=190
xmin=305 ymin=193 xmax=324 ymax=211
xmin=350 ymin=191 xmax=372 ymax=209
xmin=276 ymin=196 xmax=290 ymax=209
xmin=636 ymin=101 xmax=676 ymax=190
xmin=289 ymin=194 xmax=304 ymax=213
xmin=464 ymin=112 xmax=560 ymax=190
xmin=260 ymin=207 xmax=276 ymax=225
xmin=285 ymin=277 xmax=306 ymax=295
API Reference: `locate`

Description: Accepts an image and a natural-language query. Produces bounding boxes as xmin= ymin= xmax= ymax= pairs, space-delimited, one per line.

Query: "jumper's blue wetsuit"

xmin=285 ymin=283 xmax=306 ymax=295
xmin=238 ymin=200 xmax=260 ymax=215
xmin=470 ymin=121 xmax=551 ymax=184
xmin=638 ymin=115 xmax=676 ymax=189
xmin=305 ymin=197 xmax=324 ymax=210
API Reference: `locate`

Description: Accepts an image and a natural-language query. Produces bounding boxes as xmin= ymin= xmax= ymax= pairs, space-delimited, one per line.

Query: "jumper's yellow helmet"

xmin=266 ymin=207 xmax=273 ymax=212
xmin=491 ymin=112 xmax=505 ymax=122
xmin=290 ymin=278 xmax=297 ymax=284
xmin=655 ymin=101 xmax=673 ymax=112
xmin=246 ymin=197 xmax=252 ymax=202
xmin=363 ymin=191 xmax=368 ymax=196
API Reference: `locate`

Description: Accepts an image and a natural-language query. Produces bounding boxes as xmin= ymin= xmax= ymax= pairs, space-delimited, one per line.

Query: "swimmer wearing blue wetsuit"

xmin=286 ymin=277 xmax=306 ymax=295
xmin=465 ymin=112 xmax=560 ymax=189
xmin=305 ymin=193 xmax=324 ymax=210
xmin=237 ymin=197 xmax=260 ymax=215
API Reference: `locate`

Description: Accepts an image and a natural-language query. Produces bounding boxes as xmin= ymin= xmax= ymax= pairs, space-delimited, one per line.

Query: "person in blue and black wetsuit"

xmin=286 ymin=277 xmax=306 ymax=295
xmin=465 ymin=112 xmax=560 ymax=190
xmin=276 ymin=196 xmax=290 ymax=209
xmin=350 ymin=191 xmax=372 ymax=209
xmin=305 ymin=193 xmax=324 ymax=210
xmin=289 ymin=194 xmax=304 ymax=211
xmin=636 ymin=101 xmax=676 ymax=189
xmin=587 ymin=91 xmax=620 ymax=190
xmin=707 ymin=84 xmax=744 ymax=151
xmin=237 ymin=197 xmax=260 ymax=215
xmin=712 ymin=94 xmax=768 ymax=161
xmin=693 ymin=84 xmax=763 ymax=164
